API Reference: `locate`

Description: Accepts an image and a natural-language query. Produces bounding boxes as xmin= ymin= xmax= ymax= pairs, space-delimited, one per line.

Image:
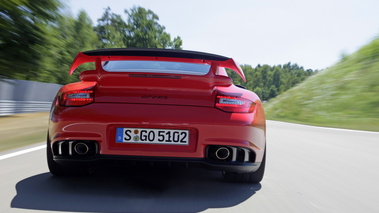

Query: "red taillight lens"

xmin=215 ymin=96 xmax=255 ymax=113
xmin=58 ymin=90 xmax=94 ymax=106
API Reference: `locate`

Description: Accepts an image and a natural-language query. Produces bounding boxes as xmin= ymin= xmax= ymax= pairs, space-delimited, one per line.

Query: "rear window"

xmin=102 ymin=60 xmax=211 ymax=75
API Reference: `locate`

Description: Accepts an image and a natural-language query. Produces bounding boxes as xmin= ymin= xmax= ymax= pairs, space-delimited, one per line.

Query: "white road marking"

xmin=0 ymin=144 xmax=46 ymax=160
xmin=268 ymin=120 xmax=379 ymax=134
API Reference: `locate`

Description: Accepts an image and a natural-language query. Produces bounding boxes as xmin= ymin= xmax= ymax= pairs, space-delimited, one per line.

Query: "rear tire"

xmin=46 ymin=136 xmax=91 ymax=176
xmin=223 ymin=148 xmax=266 ymax=183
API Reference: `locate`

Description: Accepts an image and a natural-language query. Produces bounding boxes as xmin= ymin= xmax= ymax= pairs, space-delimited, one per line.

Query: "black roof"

xmin=82 ymin=48 xmax=230 ymax=61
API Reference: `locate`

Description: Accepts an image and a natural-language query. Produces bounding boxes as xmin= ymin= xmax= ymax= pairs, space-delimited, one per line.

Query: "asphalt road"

xmin=1 ymin=120 xmax=378 ymax=213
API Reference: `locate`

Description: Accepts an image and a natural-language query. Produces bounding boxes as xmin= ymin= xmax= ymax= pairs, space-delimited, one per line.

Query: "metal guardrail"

xmin=0 ymin=78 xmax=61 ymax=116
xmin=0 ymin=100 xmax=52 ymax=116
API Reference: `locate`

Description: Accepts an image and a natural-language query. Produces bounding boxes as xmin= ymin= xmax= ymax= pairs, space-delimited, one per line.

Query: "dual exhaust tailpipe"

xmin=207 ymin=145 xmax=254 ymax=163
xmin=54 ymin=140 xmax=98 ymax=157
xmin=215 ymin=147 xmax=230 ymax=160
xmin=74 ymin=142 xmax=89 ymax=155
xmin=207 ymin=146 xmax=232 ymax=162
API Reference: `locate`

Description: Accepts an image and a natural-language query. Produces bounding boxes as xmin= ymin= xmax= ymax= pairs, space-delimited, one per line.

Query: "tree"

xmin=37 ymin=10 xmax=97 ymax=84
xmin=94 ymin=6 xmax=183 ymax=49
xmin=272 ymin=67 xmax=283 ymax=92
xmin=0 ymin=0 xmax=61 ymax=79
xmin=268 ymin=85 xmax=278 ymax=99
xmin=1 ymin=4 xmax=183 ymax=83
xmin=124 ymin=6 xmax=182 ymax=49
xmin=94 ymin=7 xmax=126 ymax=48
xmin=51 ymin=11 xmax=97 ymax=84
xmin=230 ymin=62 xmax=315 ymax=101
xmin=253 ymin=86 xmax=263 ymax=99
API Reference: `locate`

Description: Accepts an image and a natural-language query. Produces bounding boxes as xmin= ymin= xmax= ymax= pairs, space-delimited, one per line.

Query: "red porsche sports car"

xmin=47 ymin=48 xmax=266 ymax=183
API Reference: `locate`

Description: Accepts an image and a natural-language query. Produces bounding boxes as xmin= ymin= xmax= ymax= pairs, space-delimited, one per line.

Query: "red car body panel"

xmin=50 ymin=102 xmax=265 ymax=157
xmin=48 ymin=48 xmax=266 ymax=177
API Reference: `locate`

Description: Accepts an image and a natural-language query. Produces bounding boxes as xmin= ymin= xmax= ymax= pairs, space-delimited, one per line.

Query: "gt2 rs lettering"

xmin=116 ymin=128 xmax=189 ymax=145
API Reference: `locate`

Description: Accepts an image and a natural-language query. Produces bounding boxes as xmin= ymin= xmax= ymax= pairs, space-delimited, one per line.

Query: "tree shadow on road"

xmin=11 ymin=167 xmax=261 ymax=212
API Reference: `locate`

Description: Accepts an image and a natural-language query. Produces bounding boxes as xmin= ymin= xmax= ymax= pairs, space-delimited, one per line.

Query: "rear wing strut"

xmin=69 ymin=48 xmax=246 ymax=82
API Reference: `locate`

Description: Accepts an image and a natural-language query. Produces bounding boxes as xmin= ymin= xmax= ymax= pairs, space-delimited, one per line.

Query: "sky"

xmin=66 ymin=0 xmax=379 ymax=70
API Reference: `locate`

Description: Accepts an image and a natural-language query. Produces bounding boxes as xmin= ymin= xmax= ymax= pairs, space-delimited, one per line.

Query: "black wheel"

xmin=46 ymin=135 xmax=91 ymax=176
xmin=223 ymin=148 xmax=266 ymax=183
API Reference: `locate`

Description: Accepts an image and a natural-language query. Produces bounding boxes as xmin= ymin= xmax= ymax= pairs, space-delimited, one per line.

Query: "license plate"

xmin=116 ymin=128 xmax=189 ymax=145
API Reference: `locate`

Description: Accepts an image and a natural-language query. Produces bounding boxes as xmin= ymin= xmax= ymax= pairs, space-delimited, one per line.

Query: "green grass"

xmin=264 ymin=38 xmax=379 ymax=132
xmin=0 ymin=112 xmax=49 ymax=152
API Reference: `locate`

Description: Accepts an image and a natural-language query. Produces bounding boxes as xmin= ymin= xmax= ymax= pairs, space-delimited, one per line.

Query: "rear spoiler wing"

xmin=69 ymin=48 xmax=246 ymax=82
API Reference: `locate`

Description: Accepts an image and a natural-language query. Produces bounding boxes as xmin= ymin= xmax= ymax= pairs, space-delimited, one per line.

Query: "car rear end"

xmin=47 ymin=48 xmax=266 ymax=182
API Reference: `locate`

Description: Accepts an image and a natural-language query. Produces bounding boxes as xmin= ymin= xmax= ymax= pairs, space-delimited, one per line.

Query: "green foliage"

xmin=34 ymin=10 xmax=97 ymax=84
xmin=94 ymin=7 xmax=126 ymax=48
xmin=228 ymin=63 xmax=316 ymax=101
xmin=0 ymin=0 xmax=60 ymax=79
xmin=0 ymin=2 xmax=183 ymax=84
xmin=94 ymin=6 xmax=182 ymax=49
xmin=265 ymin=38 xmax=379 ymax=131
xmin=124 ymin=6 xmax=182 ymax=49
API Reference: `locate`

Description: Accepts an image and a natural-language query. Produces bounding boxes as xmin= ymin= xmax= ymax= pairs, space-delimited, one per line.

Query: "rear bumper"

xmin=49 ymin=102 xmax=266 ymax=165
xmin=53 ymin=154 xmax=262 ymax=173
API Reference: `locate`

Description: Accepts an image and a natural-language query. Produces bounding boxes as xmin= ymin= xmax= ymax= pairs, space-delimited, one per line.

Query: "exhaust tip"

xmin=74 ymin=142 xmax=89 ymax=155
xmin=53 ymin=140 xmax=98 ymax=156
xmin=215 ymin=147 xmax=230 ymax=160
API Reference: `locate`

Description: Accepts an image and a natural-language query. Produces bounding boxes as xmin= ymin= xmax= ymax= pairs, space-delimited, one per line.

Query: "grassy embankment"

xmin=0 ymin=112 xmax=49 ymax=152
xmin=264 ymin=37 xmax=379 ymax=132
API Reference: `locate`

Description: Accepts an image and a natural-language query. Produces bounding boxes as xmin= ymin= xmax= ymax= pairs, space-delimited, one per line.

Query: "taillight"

xmin=215 ymin=96 xmax=255 ymax=113
xmin=58 ymin=90 xmax=94 ymax=106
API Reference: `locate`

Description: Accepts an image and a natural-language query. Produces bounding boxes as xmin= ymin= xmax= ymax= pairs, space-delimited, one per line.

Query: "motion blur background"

xmin=1 ymin=0 xmax=378 ymax=151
